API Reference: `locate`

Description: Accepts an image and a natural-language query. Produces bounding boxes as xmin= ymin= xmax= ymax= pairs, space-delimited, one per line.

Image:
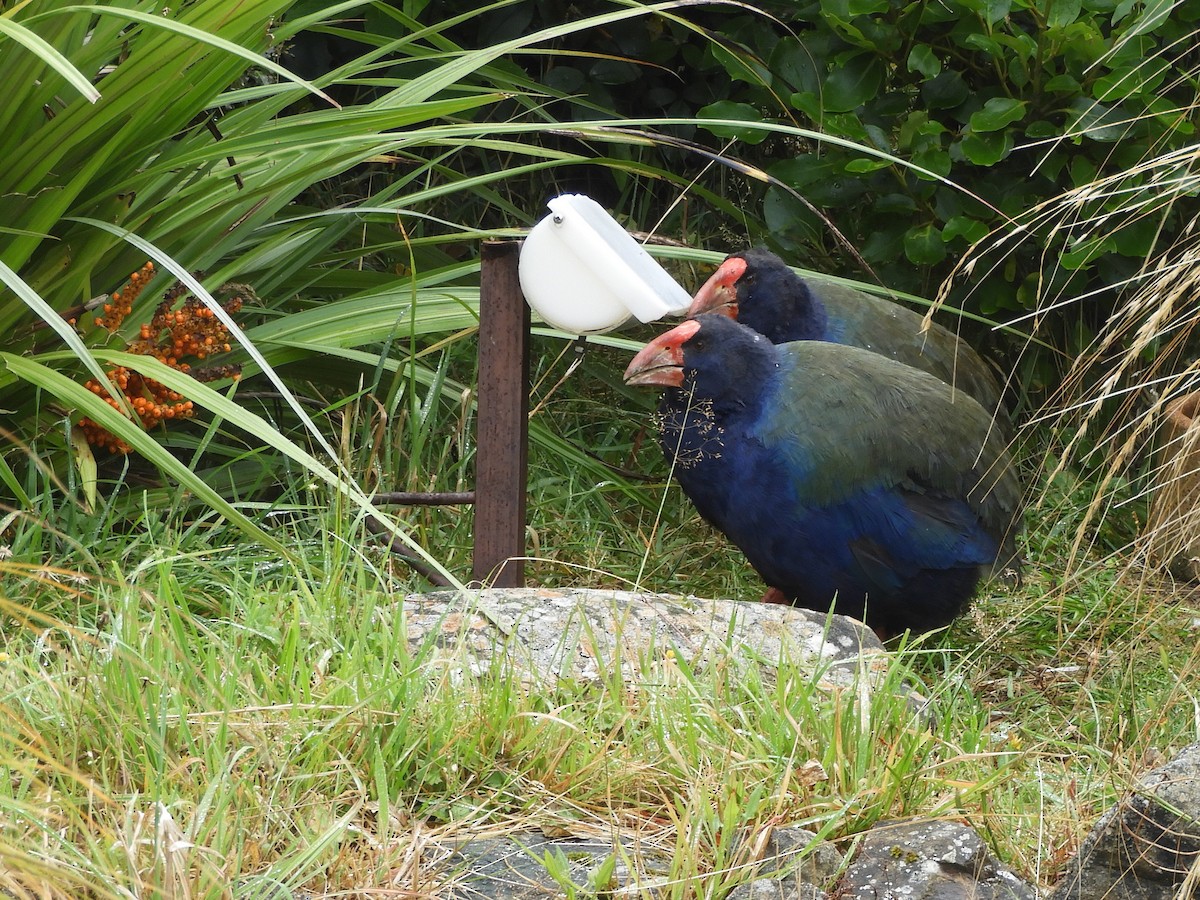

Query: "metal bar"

xmin=472 ymin=240 xmax=529 ymax=587
xmin=373 ymin=491 xmax=476 ymax=506
xmin=364 ymin=519 xmax=455 ymax=587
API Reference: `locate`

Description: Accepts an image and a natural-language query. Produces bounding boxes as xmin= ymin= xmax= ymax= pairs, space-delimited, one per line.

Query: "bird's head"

xmin=623 ymin=318 xmax=700 ymax=387
xmin=687 ymin=248 xmax=823 ymax=344
xmin=688 ymin=256 xmax=747 ymax=321
xmin=624 ymin=314 xmax=777 ymax=394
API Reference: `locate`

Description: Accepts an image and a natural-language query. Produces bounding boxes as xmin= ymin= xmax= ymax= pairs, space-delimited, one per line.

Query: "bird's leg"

xmin=761 ymin=587 xmax=790 ymax=605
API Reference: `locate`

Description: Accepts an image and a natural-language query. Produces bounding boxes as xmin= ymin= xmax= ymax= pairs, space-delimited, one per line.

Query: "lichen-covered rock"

xmin=432 ymin=826 xmax=843 ymax=899
xmin=837 ymin=819 xmax=1036 ymax=899
xmin=727 ymin=825 xmax=843 ymax=899
xmin=727 ymin=878 xmax=828 ymax=899
xmin=434 ymin=830 xmax=672 ymax=898
xmin=403 ymin=588 xmax=901 ymax=698
xmin=1049 ymin=741 xmax=1200 ymax=900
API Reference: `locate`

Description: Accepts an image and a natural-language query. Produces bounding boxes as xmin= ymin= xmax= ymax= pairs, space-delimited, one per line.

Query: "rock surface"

xmin=403 ymin=587 xmax=892 ymax=694
xmin=727 ymin=825 xmax=843 ymax=899
xmin=396 ymin=591 xmax=1200 ymax=900
xmin=435 ymin=825 xmax=841 ymax=899
xmin=437 ymin=831 xmax=672 ymax=898
xmin=837 ymin=819 xmax=1036 ymax=899
xmin=1049 ymin=740 xmax=1200 ymax=900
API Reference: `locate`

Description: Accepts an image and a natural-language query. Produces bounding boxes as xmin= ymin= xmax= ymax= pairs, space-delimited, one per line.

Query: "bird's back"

xmin=811 ymin=278 xmax=1009 ymax=422
xmin=669 ymin=338 xmax=1022 ymax=633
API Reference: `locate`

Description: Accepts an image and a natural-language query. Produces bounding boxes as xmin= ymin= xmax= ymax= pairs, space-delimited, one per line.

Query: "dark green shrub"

xmin=431 ymin=0 xmax=1197 ymax=336
xmin=717 ymin=1 xmax=1195 ymax=314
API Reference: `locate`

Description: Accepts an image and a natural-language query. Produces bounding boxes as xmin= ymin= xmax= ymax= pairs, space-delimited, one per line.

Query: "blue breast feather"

xmin=659 ymin=357 xmax=1001 ymax=607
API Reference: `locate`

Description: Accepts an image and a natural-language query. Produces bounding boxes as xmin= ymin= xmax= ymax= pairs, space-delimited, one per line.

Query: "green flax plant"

xmin=1 ymin=0 xmax=1009 ymax=589
xmin=0 ymin=0 xmax=741 ymax=574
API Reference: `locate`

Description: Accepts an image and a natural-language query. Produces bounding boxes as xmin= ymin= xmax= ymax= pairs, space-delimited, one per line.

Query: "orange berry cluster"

xmin=77 ymin=268 xmax=246 ymax=454
xmin=94 ymin=262 xmax=155 ymax=331
xmin=127 ymin=293 xmax=241 ymax=370
xmin=77 ymin=368 xmax=196 ymax=454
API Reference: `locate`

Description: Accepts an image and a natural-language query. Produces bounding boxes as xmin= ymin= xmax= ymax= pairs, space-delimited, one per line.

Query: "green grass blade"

xmin=46 ymin=4 xmax=339 ymax=108
xmin=0 ymin=15 xmax=100 ymax=103
xmin=0 ymin=259 xmax=119 ymax=402
xmin=0 ymin=351 xmax=295 ymax=562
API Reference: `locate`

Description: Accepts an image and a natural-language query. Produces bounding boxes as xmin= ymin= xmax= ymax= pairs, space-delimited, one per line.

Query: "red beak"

xmin=687 ymin=256 xmax=747 ymax=319
xmin=623 ymin=319 xmax=702 ymax=387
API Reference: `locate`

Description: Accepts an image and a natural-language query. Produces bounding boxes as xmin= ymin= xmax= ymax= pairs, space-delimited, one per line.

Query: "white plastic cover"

xmin=518 ymin=194 xmax=691 ymax=335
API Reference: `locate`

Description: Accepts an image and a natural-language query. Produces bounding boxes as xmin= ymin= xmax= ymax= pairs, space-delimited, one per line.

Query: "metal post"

xmin=472 ymin=240 xmax=529 ymax=587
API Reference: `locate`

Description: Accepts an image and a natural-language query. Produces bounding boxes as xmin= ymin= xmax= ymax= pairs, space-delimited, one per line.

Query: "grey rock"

xmin=1049 ymin=740 xmax=1200 ymax=900
xmin=434 ymin=826 xmax=843 ymax=899
xmin=403 ymin=588 xmax=918 ymax=704
xmin=727 ymin=879 xmax=828 ymax=899
xmin=838 ymin=819 xmax=1036 ymax=899
xmin=436 ymin=830 xmax=671 ymax=898
xmin=750 ymin=825 xmax=844 ymax=885
xmin=726 ymin=825 xmax=844 ymax=899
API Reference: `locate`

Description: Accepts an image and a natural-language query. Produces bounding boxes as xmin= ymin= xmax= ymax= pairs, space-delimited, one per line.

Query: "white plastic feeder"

xmin=518 ymin=194 xmax=692 ymax=335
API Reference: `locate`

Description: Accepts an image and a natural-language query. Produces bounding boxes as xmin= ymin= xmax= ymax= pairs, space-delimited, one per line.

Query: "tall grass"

xmin=4 ymin=485 xmax=1199 ymax=896
xmin=0 ymin=498 xmax=1007 ymax=896
xmin=3 ymin=2 xmax=1199 ymax=897
xmin=0 ymin=0 xmax=727 ymax=563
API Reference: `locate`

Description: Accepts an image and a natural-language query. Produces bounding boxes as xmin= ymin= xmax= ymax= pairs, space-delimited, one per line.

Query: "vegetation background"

xmin=0 ymin=0 xmax=1198 ymax=896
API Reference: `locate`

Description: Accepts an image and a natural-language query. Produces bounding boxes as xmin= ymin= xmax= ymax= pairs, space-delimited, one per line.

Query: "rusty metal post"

xmin=472 ymin=240 xmax=529 ymax=586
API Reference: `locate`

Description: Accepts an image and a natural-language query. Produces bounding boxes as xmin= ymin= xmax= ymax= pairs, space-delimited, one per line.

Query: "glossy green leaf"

xmin=847 ymin=0 xmax=891 ymax=14
xmin=771 ymin=36 xmax=823 ymax=95
xmin=1112 ymin=218 xmax=1161 ymax=257
xmin=969 ymin=98 xmax=1027 ymax=132
xmin=1093 ymin=61 xmax=1168 ymax=101
xmin=907 ymin=44 xmax=942 ymax=79
xmin=1123 ymin=0 xmax=1176 ymax=39
xmin=983 ymin=0 xmax=1013 ymax=24
xmin=789 ymin=90 xmax=824 ymax=121
xmin=711 ymin=42 xmax=772 ymax=86
xmin=921 ymin=71 xmax=970 ymax=109
xmin=1111 ymin=0 xmax=1136 ymax=22
xmin=844 ymin=157 xmax=891 ymax=173
xmin=1024 ymin=120 xmax=1059 ymax=138
xmin=960 ymin=129 xmax=1014 ymax=165
xmin=1044 ymin=74 xmax=1082 ymax=92
xmin=962 ymin=32 xmax=1002 ymax=57
xmin=1067 ymin=99 xmax=1128 ymax=142
xmin=942 ymin=215 xmax=990 ymax=244
xmin=1046 ymin=0 xmax=1083 ymax=27
xmin=1061 ymin=236 xmax=1113 ymax=269
xmin=823 ymin=55 xmax=886 ymax=112
xmin=911 ymin=146 xmax=953 ymax=178
xmin=821 ymin=0 xmax=886 ymax=18
xmin=903 ymin=224 xmax=947 ymax=265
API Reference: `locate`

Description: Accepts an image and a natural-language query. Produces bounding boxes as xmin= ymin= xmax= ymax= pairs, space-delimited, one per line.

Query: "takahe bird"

xmin=689 ymin=248 xmax=1010 ymax=430
xmin=624 ymin=313 xmax=1022 ymax=637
